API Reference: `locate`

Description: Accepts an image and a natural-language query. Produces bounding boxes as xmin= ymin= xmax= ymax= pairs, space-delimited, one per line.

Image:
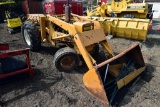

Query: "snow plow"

xmin=86 ymin=16 xmax=150 ymax=41
xmin=21 ymin=9 xmax=146 ymax=105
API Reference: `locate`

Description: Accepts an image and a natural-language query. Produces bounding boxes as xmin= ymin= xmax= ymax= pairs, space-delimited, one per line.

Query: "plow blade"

xmin=85 ymin=17 xmax=150 ymax=41
xmin=83 ymin=44 xmax=146 ymax=106
xmin=99 ymin=17 xmax=150 ymax=41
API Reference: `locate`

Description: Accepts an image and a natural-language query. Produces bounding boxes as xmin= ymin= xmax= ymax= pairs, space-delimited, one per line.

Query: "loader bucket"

xmin=83 ymin=44 xmax=146 ymax=106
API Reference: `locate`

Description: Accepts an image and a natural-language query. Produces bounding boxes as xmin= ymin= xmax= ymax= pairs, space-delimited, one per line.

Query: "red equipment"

xmin=0 ymin=44 xmax=33 ymax=81
xmin=44 ymin=2 xmax=55 ymax=15
xmin=43 ymin=0 xmax=83 ymax=15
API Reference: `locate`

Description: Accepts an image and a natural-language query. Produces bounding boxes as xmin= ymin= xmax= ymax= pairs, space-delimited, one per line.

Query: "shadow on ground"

xmin=144 ymin=36 xmax=160 ymax=48
xmin=0 ymin=68 xmax=63 ymax=107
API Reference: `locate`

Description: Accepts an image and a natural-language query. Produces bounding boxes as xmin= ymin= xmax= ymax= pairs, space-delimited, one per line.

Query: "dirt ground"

xmin=0 ymin=19 xmax=160 ymax=107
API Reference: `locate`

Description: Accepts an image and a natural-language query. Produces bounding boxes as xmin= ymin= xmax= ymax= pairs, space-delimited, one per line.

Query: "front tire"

xmin=54 ymin=47 xmax=79 ymax=72
xmin=21 ymin=21 xmax=41 ymax=51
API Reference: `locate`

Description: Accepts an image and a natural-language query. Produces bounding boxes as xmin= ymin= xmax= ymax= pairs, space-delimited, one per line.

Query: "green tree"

xmin=0 ymin=0 xmax=14 ymax=2
xmin=93 ymin=0 xmax=98 ymax=5
xmin=83 ymin=0 xmax=88 ymax=5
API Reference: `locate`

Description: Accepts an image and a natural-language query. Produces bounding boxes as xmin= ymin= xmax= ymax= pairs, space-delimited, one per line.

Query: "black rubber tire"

xmin=21 ymin=21 xmax=41 ymax=51
xmin=54 ymin=47 xmax=79 ymax=72
xmin=0 ymin=57 xmax=27 ymax=74
xmin=0 ymin=57 xmax=28 ymax=85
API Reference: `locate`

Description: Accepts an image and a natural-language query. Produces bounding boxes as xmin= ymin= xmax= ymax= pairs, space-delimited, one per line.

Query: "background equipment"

xmin=87 ymin=0 xmax=152 ymax=19
xmin=0 ymin=44 xmax=33 ymax=84
xmin=0 ymin=2 xmax=22 ymax=34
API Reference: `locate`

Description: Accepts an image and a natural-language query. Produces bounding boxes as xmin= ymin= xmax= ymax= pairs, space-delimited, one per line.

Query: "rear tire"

xmin=21 ymin=21 xmax=41 ymax=51
xmin=54 ymin=47 xmax=79 ymax=72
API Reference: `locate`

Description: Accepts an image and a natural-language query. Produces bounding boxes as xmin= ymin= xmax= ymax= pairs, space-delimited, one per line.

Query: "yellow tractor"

xmin=21 ymin=4 xmax=146 ymax=106
xmin=87 ymin=0 xmax=151 ymax=19
xmin=0 ymin=2 xmax=22 ymax=34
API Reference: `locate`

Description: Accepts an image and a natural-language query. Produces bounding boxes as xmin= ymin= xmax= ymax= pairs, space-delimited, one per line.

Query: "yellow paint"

xmin=117 ymin=66 xmax=146 ymax=89
xmin=7 ymin=18 xmax=22 ymax=28
xmin=40 ymin=15 xmax=46 ymax=42
xmin=87 ymin=0 xmax=149 ymax=19
xmin=93 ymin=17 xmax=150 ymax=40
xmin=26 ymin=14 xmax=146 ymax=106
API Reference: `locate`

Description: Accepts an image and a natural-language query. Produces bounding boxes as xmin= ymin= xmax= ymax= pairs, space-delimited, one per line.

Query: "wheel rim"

xmin=60 ymin=56 xmax=76 ymax=70
xmin=24 ymin=29 xmax=31 ymax=46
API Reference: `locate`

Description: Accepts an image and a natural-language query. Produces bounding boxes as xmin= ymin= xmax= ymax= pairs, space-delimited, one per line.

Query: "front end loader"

xmin=21 ymin=12 xmax=146 ymax=106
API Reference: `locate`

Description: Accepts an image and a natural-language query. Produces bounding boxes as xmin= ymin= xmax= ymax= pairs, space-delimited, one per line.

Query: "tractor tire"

xmin=0 ymin=57 xmax=27 ymax=74
xmin=0 ymin=57 xmax=28 ymax=85
xmin=54 ymin=47 xmax=79 ymax=72
xmin=21 ymin=21 xmax=41 ymax=51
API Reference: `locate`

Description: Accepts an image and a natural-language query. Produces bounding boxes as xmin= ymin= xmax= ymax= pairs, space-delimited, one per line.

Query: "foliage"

xmin=0 ymin=0 xmax=14 ymax=2
xmin=93 ymin=0 xmax=97 ymax=5
xmin=83 ymin=0 xmax=87 ymax=4
xmin=0 ymin=0 xmax=21 ymax=3
xmin=0 ymin=0 xmax=23 ymax=15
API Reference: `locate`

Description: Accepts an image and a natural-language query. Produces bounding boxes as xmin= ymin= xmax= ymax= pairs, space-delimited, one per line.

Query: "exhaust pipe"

xmin=65 ymin=0 xmax=70 ymax=22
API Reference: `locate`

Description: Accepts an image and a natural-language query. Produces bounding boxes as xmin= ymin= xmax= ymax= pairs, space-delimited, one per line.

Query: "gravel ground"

xmin=0 ymin=19 xmax=160 ymax=107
